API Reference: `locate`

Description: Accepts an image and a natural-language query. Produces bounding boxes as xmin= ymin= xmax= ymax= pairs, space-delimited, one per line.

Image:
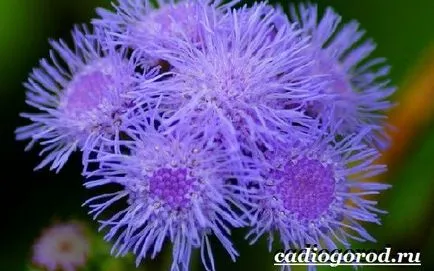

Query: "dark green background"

xmin=1 ymin=0 xmax=433 ymax=270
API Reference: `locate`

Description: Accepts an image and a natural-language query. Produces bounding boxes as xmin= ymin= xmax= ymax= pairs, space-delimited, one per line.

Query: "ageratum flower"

xmin=15 ymin=26 xmax=164 ymax=172
xmin=142 ymin=3 xmax=327 ymax=153
xmin=94 ymin=0 xmax=239 ymax=59
xmin=246 ymin=124 xmax=389 ymax=254
xmin=289 ymin=3 xmax=396 ymax=149
xmin=32 ymin=221 xmax=90 ymax=271
xmin=83 ymin=113 xmax=256 ymax=271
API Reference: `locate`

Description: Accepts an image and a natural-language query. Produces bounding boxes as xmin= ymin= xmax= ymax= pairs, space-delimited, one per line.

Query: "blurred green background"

xmin=1 ymin=0 xmax=433 ymax=270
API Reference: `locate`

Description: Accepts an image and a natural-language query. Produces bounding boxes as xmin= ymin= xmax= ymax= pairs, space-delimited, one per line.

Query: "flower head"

xmin=289 ymin=3 xmax=396 ymax=148
xmin=16 ymin=1 xmax=395 ymax=270
xmin=247 ymin=125 xmax=389 ymax=253
xmin=32 ymin=221 xmax=90 ymax=271
xmin=94 ymin=0 xmax=239 ymax=59
xmin=15 ymin=26 xmax=161 ymax=172
xmin=142 ymin=3 xmax=327 ymax=154
xmin=83 ymin=113 xmax=257 ymax=271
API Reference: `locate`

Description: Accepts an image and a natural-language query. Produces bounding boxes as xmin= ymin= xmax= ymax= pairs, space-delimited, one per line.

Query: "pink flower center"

xmin=149 ymin=167 xmax=196 ymax=209
xmin=316 ymin=56 xmax=353 ymax=96
xmin=275 ymin=157 xmax=335 ymax=221
xmin=62 ymin=70 xmax=113 ymax=116
xmin=57 ymin=240 xmax=73 ymax=253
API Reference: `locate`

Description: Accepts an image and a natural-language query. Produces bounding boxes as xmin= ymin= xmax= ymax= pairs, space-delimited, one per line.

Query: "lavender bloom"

xmin=15 ymin=1 xmax=395 ymax=270
xmin=142 ymin=3 xmax=328 ymax=153
xmin=83 ymin=113 xmax=256 ymax=271
xmin=32 ymin=222 xmax=90 ymax=271
xmin=289 ymin=3 xmax=396 ymax=148
xmin=246 ymin=124 xmax=389 ymax=255
xmin=94 ymin=0 xmax=239 ymax=58
xmin=15 ymin=26 xmax=162 ymax=172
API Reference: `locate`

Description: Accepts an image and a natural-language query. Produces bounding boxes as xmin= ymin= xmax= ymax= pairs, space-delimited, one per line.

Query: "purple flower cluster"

xmin=17 ymin=1 xmax=395 ymax=270
xmin=31 ymin=221 xmax=90 ymax=271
